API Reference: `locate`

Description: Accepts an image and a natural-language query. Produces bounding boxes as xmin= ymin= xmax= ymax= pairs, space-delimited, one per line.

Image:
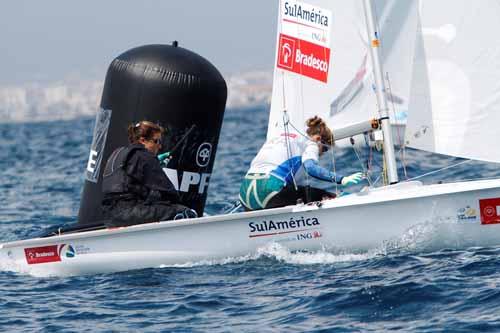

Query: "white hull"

xmin=2 ymin=179 xmax=500 ymax=276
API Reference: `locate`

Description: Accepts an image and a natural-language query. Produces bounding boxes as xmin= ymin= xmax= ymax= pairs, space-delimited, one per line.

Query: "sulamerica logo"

xmin=283 ymin=1 xmax=329 ymax=28
xmin=248 ymin=216 xmax=321 ymax=238
xmin=277 ymin=34 xmax=330 ymax=83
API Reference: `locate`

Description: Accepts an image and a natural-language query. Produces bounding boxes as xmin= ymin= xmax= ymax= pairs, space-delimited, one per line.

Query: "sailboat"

xmin=2 ymin=0 xmax=500 ymax=277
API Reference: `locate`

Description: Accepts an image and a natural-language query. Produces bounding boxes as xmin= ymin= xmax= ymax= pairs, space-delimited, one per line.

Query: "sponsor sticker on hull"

xmin=248 ymin=215 xmax=322 ymax=242
xmin=480 ymin=198 xmax=500 ymax=224
xmin=24 ymin=245 xmax=61 ymax=265
xmin=457 ymin=205 xmax=478 ymax=222
xmin=24 ymin=243 xmax=88 ymax=264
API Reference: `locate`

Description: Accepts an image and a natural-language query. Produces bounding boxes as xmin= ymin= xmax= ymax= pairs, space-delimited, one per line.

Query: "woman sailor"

xmin=239 ymin=116 xmax=364 ymax=210
xmin=101 ymin=121 xmax=196 ymax=227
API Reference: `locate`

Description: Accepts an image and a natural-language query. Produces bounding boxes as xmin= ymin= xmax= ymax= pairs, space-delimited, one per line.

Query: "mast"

xmin=362 ymin=0 xmax=399 ymax=184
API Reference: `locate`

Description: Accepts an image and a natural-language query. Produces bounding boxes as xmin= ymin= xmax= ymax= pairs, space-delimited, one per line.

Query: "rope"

xmin=329 ymin=131 xmax=339 ymax=195
xmin=282 ymin=111 xmax=298 ymax=191
xmin=406 ymin=160 xmax=473 ymax=182
xmin=350 ymin=141 xmax=374 ymax=186
xmin=284 ymin=118 xmax=343 ymax=193
xmin=385 ymin=73 xmax=409 ymax=180
xmin=382 ymin=149 xmax=388 ymax=185
xmin=287 ymin=120 xmax=330 ymax=149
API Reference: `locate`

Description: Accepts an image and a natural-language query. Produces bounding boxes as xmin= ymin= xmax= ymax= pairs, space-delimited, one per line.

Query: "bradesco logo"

xmin=278 ymin=35 xmax=296 ymax=69
xmin=479 ymin=197 xmax=500 ymax=224
xmin=24 ymin=245 xmax=62 ymax=265
xmin=277 ymin=34 xmax=330 ymax=83
xmin=24 ymin=244 xmax=80 ymax=265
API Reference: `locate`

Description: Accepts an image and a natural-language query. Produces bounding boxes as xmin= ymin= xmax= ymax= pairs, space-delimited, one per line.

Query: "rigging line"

xmin=278 ymin=2 xmax=286 ymax=113
xmin=279 ymin=11 xmax=302 ymax=192
xmin=385 ymin=72 xmax=409 ymax=180
xmin=278 ymin=62 xmax=298 ymax=190
xmin=372 ymin=172 xmax=382 ymax=186
xmin=406 ymin=160 xmax=473 ymax=182
xmin=382 ymin=147 xmax=388 ymax=185
xmin=365 ymin=135 xmax=375 ymax=183
xmin=168 ymin=124 xmax=196 ymax=155
xmin=287 ymin=116 xmax=341 ymax=194
xmin=329 ymin=131 xmax=339 ymax=195
xmin=364 ymin=134 xmax=378 ymax=185
xmin=446 ymin=175 xmax=500 ymax=183
xmin=350 ymin=142 xmax=373 ymax=186
xmin=287 ymin=119 xmax=331 ymax=151
xmin=298 ymin=45 xmax=310 ymax=193
xmin=281 ymin=71 xmax=287 ymax=110
xmin=279 ymin=110 xmax=342 ymax=192
xmin=282 ymin=111 xmax=298 ymax=191
xmin=331 ymin=142 xmax=339 ymax=195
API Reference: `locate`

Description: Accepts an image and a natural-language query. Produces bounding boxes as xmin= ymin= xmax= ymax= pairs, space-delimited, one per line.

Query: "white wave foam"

xmin=256 ymin=242 xmax=377 ymax=265
xmin=0 ymin=253 xmax=34 ymax=277
xmin=159 ymin=242 xmax=377 ymax=269
xmin=161 ymin=217 xmax=497 ymax=269
xmin=0 ymin=71 xmax=272 ymax=123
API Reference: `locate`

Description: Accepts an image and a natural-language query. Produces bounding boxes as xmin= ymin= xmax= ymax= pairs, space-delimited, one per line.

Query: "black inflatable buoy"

xmin=78 ymin=43 xmax=227 ymax=226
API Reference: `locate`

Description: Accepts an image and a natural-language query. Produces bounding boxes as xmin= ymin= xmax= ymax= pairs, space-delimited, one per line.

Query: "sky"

xmin=0 ymin=0 xmax=278 ymax=84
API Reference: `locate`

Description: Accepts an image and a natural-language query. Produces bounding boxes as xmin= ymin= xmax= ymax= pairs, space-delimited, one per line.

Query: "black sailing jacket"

xmin=102 ymin=143 xmax=179 ymax=203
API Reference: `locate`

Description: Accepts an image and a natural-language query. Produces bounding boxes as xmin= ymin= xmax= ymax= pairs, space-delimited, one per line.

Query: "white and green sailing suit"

xmin=239 ymin=133 xmax=343 ymax=210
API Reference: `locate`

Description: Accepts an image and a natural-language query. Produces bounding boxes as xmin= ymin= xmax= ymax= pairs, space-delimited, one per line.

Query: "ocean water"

xmin=2 ymin=106 xmax=500 ymax=332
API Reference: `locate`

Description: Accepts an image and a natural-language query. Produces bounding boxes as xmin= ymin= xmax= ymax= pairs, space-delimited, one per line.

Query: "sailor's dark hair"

xmin=306 ymin=116 xmax=334 ymax=147
xmin=127 ymin=120 xmax=165 ymax=144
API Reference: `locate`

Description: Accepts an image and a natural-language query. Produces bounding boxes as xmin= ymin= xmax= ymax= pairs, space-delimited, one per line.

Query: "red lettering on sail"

xmin=479 ymin=198 xmax=500 ymax=224
xmin=277 ymin=34 xmax=330 ymax=83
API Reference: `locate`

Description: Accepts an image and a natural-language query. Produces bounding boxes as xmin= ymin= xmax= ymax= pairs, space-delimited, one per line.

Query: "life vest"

xmin=102 ymin=145 xmax=148 ymax=199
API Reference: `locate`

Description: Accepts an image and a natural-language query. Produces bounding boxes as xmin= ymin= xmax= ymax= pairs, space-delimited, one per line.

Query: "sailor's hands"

xmin=341 ymin=172 xmax=364 ymax=186
xmin=157 ymin=152 xmax=171 ymax=167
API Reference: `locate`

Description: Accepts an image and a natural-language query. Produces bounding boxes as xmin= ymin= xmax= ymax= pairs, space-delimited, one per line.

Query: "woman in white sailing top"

xmin=239 ymin=116 xmax=363 ymax=210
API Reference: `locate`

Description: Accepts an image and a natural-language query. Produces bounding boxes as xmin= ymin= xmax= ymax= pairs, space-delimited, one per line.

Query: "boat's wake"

xmin=160 ymin=217 xmax=499 ymax=269
xmin=159 ymin=243 xmax=379 ymax=269
xmin=383 ymin=217 xmax=500 ymax=254
xmin=255 ymin=243 xmax=377 ymax=265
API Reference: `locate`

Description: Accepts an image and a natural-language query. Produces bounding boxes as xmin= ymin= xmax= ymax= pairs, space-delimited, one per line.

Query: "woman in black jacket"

xmin=101 ymin=121 xmax=196 ymax=227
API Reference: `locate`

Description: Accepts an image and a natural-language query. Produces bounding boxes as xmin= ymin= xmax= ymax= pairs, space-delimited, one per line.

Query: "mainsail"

xmin=405 ymin=0 xmax=500 ymax=164
xmin=268 ymin=0 xmax=419 ymax=142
